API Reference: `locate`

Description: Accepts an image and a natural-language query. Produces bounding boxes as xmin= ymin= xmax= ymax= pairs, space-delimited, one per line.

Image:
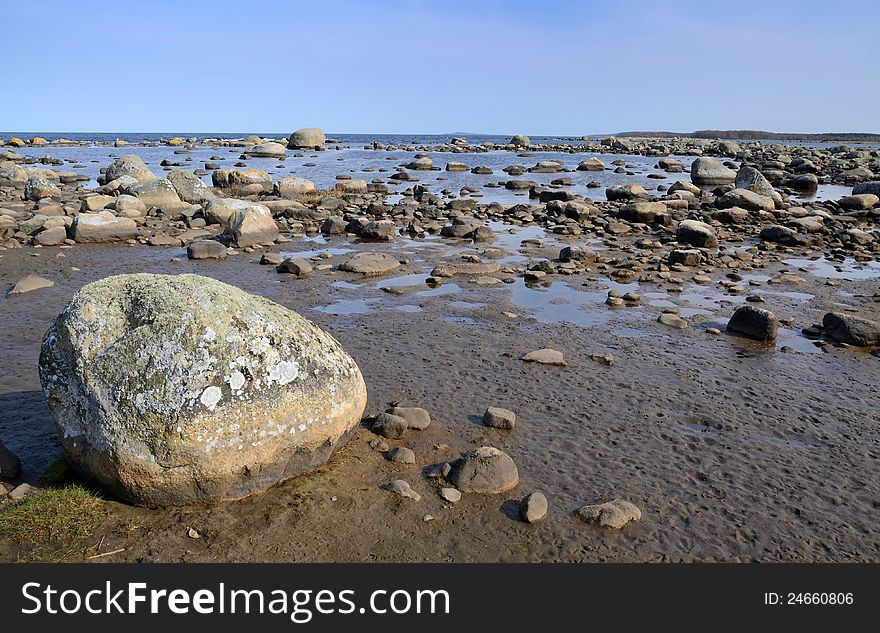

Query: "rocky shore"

xmin=1 ymin=129 xmax=878 ymax=563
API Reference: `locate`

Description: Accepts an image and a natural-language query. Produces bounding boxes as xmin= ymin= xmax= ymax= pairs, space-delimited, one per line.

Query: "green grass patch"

xmin=0 ymin=485 xmax=105 ymax=545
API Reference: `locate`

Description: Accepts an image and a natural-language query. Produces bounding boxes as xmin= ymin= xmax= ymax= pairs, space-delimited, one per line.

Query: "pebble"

xmin=483 ymin=407 xmax=516 ymax=430
xmin=439 ymin=487 xmax=461 ymax=503
xmin=369 ymin=438 xmax=390 ymax=452
xmin=520 ymin=492 xmax=548 ymax=523
xmin=387 ymin=406 xmax=431 ymax=430
xmin=590 ymin=352 xmax=614 ymax=366
xmin=381 ymin=479 xmax=421 ymax=501
xmin=386 ymin=446 xmax=416 ymax=464
xmin=187 ymin=527 xmax=201 ymax=539
xmin=371 ymin=412 xmax=408 ymax=439
xmin=520 ymin=348 xmax=566 ymax=366
xmin=7 ymin=483 xmax=33 ymax=501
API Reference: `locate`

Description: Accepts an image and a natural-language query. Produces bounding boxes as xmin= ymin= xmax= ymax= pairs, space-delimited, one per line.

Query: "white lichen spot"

xmin=204 ymin=326 xmax=216 ymax=342
xmin=267 ymin=360 xmax=300 ymax=386
xmin=200 ymin=385 xmax=222 ymax=411
xmin=228 ymin=370 xmax=246 ymax=391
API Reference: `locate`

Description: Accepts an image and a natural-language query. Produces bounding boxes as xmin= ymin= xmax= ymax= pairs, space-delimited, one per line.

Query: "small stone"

xmin=260 ymin=252 xmax=284 ymax=265
xmin=576 ymin=499 xmax=641 ymax=529
xmin=707 ymin=328 xmax=721 ymax=335
xmin=371 ymin=412 xmax=408 ymax=439
xmin=369 ymin=439 xmax=389 ymax=452
xmin=439 ymin=487 xmax=461 ymax=503
xmin=590 ymin=352 xmax=614 ymax=366
xmin=448 ymin=446 xmax=519 ymax=494
xmin=520 ymin=492 xmax=548 ymax=523
xmin=483 ymin=407 xmax=516 ymax=430
xmin=727 ymin=305 xmax=778 ymax=342
xmin=381 ymin=479 xmax=421 ymax=501
xmin=7 ymin=483 xmax=33 ymax=501
xmin=277 ymin=256 xmax=312 ymax=276
xmin=8 ymin=275 xmax=54 ymax=295
xmin=386 ymin=446 xmax=416 ymax=464
xmin=658 ymin=313 xmax=688 ymax=329
xmin=423 ymin=514 xmax=434 ymax=522
xmin=187 ymin=527 xmax=201 ymax=539
xmin=425 ymin=462 xmax=452 ymax=479
xmin=387 ymin=406 xmax=431 ymax=430
xmin=521 ymin=348 xmax=566 ymax=366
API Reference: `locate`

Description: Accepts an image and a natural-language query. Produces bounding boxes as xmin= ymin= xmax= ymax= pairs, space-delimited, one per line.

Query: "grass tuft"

xmin=0 ymin=485 xmax=105 ymax=545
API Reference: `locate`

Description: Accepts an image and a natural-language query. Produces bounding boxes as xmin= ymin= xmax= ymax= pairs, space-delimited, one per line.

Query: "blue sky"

xmin=2 ymin=0 xmax=877 ymax=134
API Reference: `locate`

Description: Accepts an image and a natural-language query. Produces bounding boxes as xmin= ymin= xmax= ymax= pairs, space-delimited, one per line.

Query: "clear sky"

xmin=2 ymin=0 xmax=877 ymax=135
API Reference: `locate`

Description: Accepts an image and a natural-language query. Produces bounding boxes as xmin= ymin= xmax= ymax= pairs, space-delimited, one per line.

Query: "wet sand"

xmin=1 ymin=231 xmax=878 ymax=562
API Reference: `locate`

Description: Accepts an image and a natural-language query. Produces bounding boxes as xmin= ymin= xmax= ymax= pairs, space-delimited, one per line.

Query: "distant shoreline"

xmin=617 ymin=130 xmax=880 ymax=142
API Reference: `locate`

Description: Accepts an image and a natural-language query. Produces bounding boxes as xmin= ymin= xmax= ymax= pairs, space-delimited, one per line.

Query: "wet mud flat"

xmin=1 ymin=230 xmax=878 ymax=562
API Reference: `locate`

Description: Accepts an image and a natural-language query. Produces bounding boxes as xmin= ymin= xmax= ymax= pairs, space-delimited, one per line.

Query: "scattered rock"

xmin=277 ymin=256 xmax=312 ymax=277
xmin=381 ymin=479 xmax=421 ymax=501
xmin=439 ymin=487 xmax=461 ymax=503
xmin=387 ymin=406 xmax=431 ymax=430
xmin=8 ymin=275 xmax=54 ymax=295
xmin=521 ymin=348 xmax=566 ymax=366
xmin=371 ymin=412 xmax=408 ymax=439
xmin=590 ymin=351 xmax=614 ymax=366
xmin=520 ymin=492 xmax=548 ymax=523
xmin=340 ymin=252 xmax=400 ymax=277
xmin=658 ymin=313 xmax=688 ymax=329
xmin=447 ymin=446 xmax=519 ymax=494
xmin=483 ymin=407 xmax=516 ymax=430
xmin=187 ymin=239 xmax=228 ymax=260
xmin=676 ymin=219 xmax=718 ymax=249
xmin=386 ymin=447 xmax=416 ymax=464
xmin=7 ymin=483 xmax=33 ymax=501
xmin=822 ymin=312 xmax=880 ymax=347
xmin=576 ymin=499 xmax=641 ymax=529
xmin=727 ymin=306 xmax=778 ymax=342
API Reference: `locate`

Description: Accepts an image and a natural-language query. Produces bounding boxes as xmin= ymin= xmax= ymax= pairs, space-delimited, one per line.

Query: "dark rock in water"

xmin=187 ymin=239 xmax=228 ymax=259
xmin=371 ymin=412 xmax=408 ymax=439
xmin=785 ymin=173 xmax=818 ymax=190
xmin=852 ymin=181 xmax=880 ymax=196
xmin=822 ymin=312 xmax=880 ymax=347
xmin=447 ymin=446 xmax=519 ymax=494
xmin=38 ymin=274 xmax=367 ymax=506
xmin=0 ymin=440 xmax=22 ymax=480
xmin=727 ymin=305 xmax=778 ymax=342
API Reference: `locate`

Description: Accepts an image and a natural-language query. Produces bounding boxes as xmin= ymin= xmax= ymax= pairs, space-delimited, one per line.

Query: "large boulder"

xmin=168 ymin=170 xmax=214 ymax=204
xmin=219 ymin=203 xmax=279 ymax=247
xmin=24 ymin=175 xmax=61 ymax=200
xmin=204 ymin=197 xmax=256 ymax=226
xmin=104 ymin=155 xmax=156 ymax=183
xmin=288 ymin=128 xmax=326 ymax=149
xmin=124 ymin=179 xmax=184 ymax=210
xmin=509 ymin=134 xmax=530 ymax=147
xmin=211 ymin=169 xmax=272 ymax=194
xmin=0 ymin=162 xmax=27 ymax=187
xmin=245 ymin=141 xmax=286 ymax=158
xmin=735 ymin=166 xmax=776 ymax=198
xmin=690 ymin=157 xmax=736 ymax=185
xmin=38 ymin=273 xmax=367 ymax=505
xmin=71 ymin=211 xmax=139 ymax=243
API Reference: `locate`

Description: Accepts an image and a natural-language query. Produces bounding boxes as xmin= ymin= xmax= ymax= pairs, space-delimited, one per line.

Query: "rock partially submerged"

xmin=38 ymin=273 xmax=367 ymax=506
xmin=727 ymin=306 xmax=779 ymax=342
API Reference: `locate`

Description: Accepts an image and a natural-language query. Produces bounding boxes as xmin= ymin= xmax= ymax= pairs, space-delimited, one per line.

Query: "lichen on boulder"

xmin=39 ymin=273 xmax=367 ymax=506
